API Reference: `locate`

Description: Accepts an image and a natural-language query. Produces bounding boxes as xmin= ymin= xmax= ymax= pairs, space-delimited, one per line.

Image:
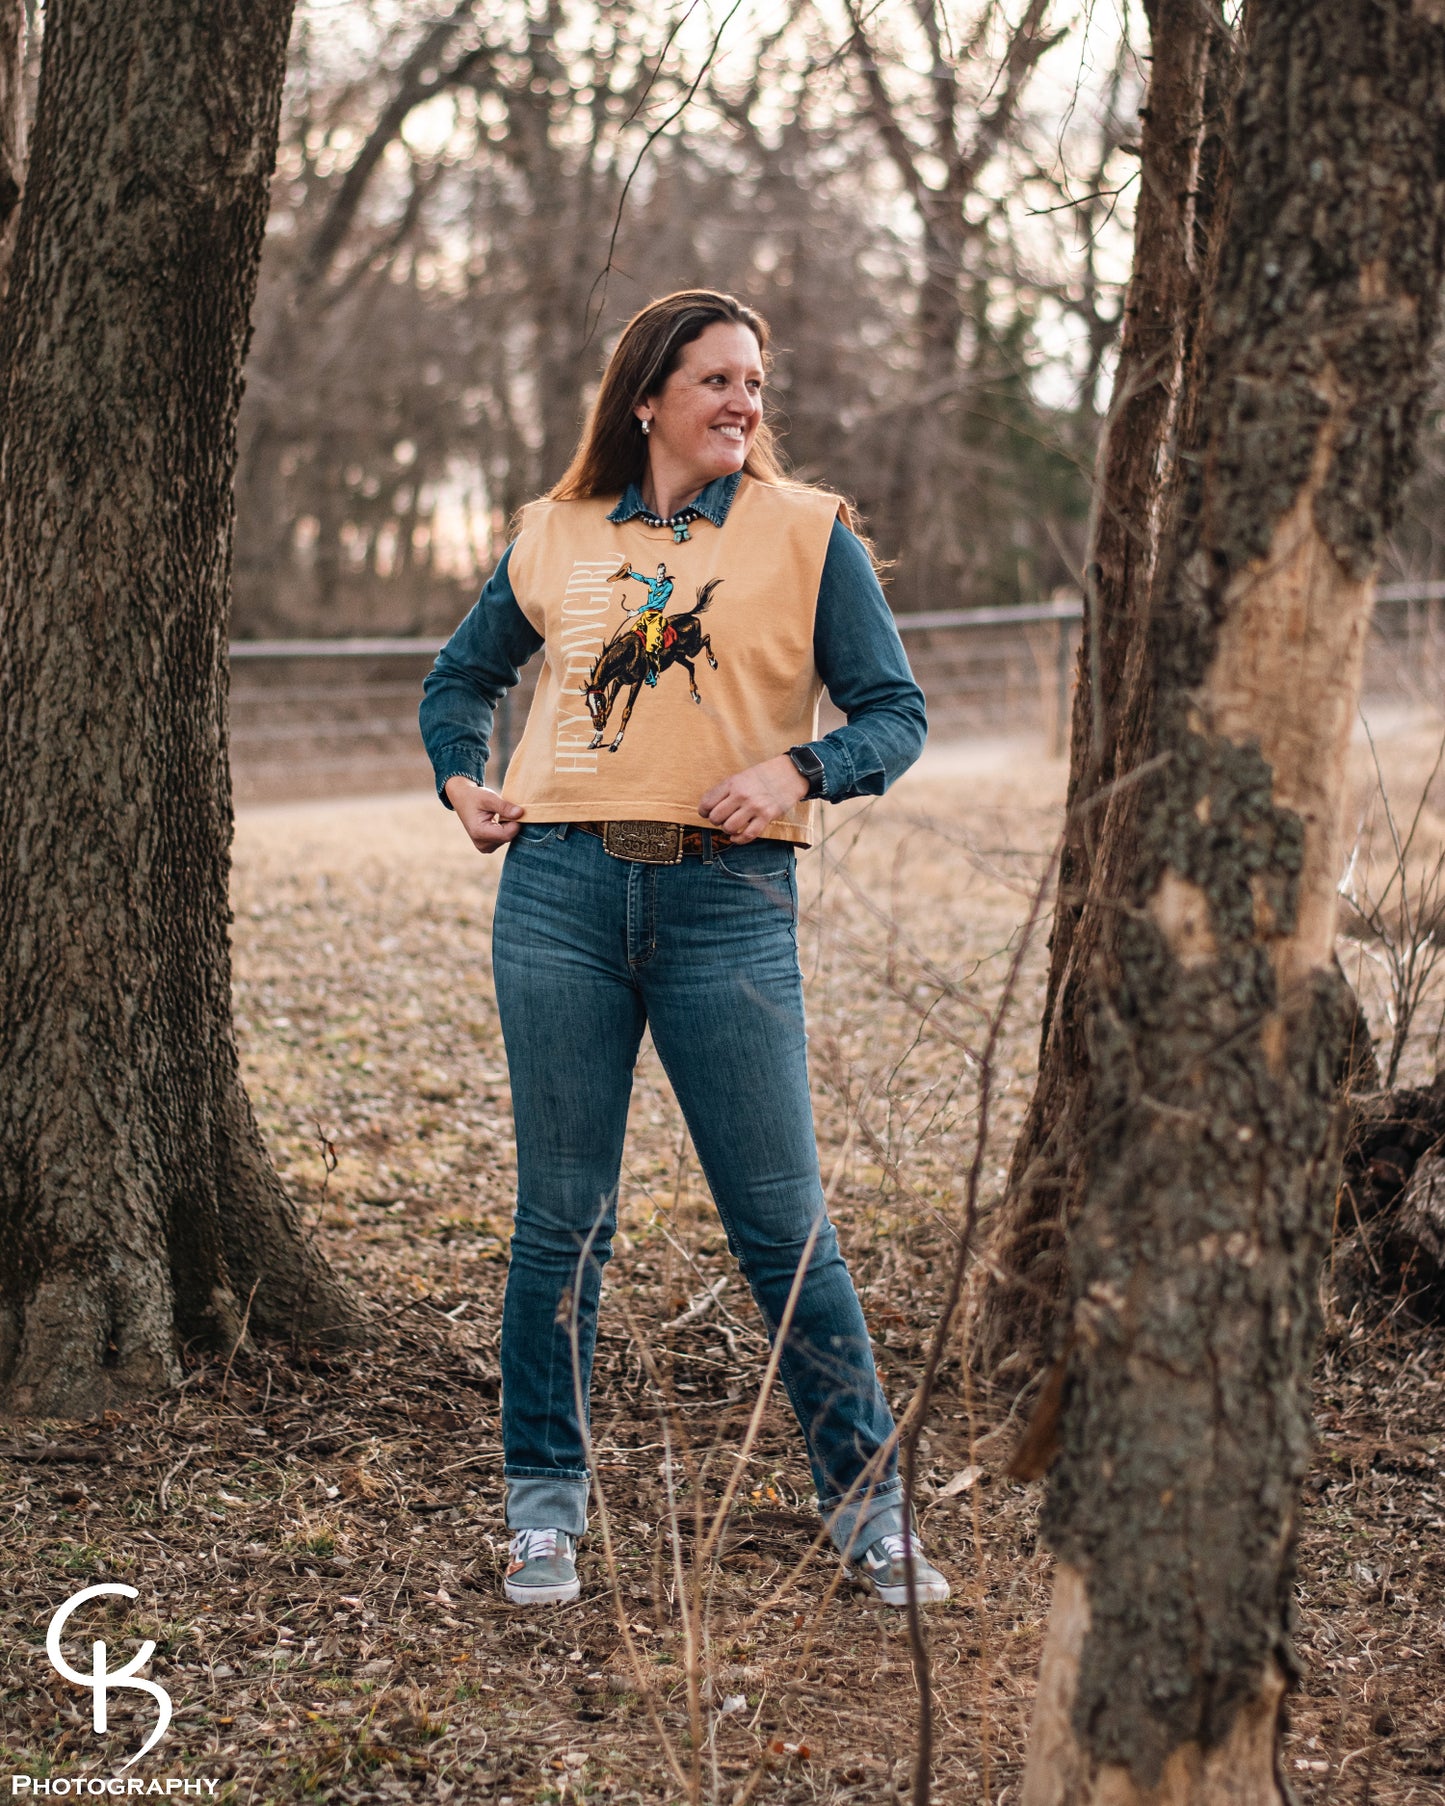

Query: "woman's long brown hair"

xmin=549 ymin=290 xmax=791 ymax=502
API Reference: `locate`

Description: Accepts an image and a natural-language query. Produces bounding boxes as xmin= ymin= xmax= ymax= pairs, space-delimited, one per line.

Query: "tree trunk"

xmin=0 ymin=0 xmax=359 ymax=1418
xmin=975 ymin=0 xmax=1244 ymax=1377
xmin=0 ymin=0 xmax=24 ymax=298
xmin=1021 ymin=5 xmax=1445 ymax=1800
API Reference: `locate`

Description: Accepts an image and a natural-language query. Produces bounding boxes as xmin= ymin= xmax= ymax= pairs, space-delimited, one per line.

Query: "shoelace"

xmin=510 ymin=1528 xmax=564 ymax=1563
xmin=870 ymin=1532 xmax=917 ymax=1567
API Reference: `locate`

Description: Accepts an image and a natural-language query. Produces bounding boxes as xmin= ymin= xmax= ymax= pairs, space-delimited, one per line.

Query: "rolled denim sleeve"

xmin=807 ymin=520 xmax=927 ymax=801
xmin=419 ymin=544 xmax=544 ymax=807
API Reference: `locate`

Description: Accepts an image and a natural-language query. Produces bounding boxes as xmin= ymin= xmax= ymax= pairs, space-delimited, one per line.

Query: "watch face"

xmin=789 ymin=747 xmax=825 ymax=796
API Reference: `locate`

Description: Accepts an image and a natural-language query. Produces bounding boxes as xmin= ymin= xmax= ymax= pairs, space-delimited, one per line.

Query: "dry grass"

xmin=2 ymin=726 xmax=1445 ymax=1801
xmin=1339 ymin=706 xmax=1445 ymax=1092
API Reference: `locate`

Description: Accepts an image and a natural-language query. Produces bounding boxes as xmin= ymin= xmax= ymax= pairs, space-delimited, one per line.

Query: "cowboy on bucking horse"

xmin=610 ymin=559 xmax=674 ymax=686
xmin=583 ymin=576 xmax=722 ymax=752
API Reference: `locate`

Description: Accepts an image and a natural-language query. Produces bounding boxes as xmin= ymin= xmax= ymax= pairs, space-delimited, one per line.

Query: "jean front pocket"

xmin=514 ymin=822 xmax=561 ymax=847
xmin=714 ymin=839 xmax=795 ymax=883
xmin=713 ymin=841 xmax=798 ymax=924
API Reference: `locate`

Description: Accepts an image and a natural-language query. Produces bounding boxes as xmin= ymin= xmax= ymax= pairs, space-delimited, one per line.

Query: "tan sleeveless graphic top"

xmin=501 ymin=476 xmax=845 ymax=846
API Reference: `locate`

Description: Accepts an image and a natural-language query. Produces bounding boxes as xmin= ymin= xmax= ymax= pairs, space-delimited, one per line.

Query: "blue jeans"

xmin=491 ymin=822 xmax=902 ymax=1555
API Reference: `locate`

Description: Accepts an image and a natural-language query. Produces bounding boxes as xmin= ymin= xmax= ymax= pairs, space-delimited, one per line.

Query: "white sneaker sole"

xmin=504 ymin=1575 xmax=581 ymax=1606
xmin=868 ymin=1576 xmax=951 ymax=1608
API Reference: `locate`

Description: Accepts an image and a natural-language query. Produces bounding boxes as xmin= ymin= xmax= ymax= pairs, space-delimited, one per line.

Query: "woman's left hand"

xmin=699 ymin=755 xmax=809 ymax=843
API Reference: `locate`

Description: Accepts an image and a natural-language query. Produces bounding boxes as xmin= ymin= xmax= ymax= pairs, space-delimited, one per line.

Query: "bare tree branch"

xmin=583 ymin=0 xmax=747 ymax=342
xmin=295 ymin=0 xmax=492 ymax=302
xmin=953 ymin=0 xmax=1062 ymax=198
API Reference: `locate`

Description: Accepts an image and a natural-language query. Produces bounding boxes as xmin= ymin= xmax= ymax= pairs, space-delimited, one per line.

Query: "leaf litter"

xmin=1 ymin=738 xmax=1443 ymax=1800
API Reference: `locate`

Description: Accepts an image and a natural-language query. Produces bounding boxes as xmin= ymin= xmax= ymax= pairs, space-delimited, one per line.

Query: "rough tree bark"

xmin=1020 ymin=5 xmax=1445 ymax=1801
xmin=0 ymin=0 xmax=358 ymax=1417
xmin=0 ymin=0 xmax=24 ymax=297
xmin=975 ymin=0 xmax=1244 ymax=1376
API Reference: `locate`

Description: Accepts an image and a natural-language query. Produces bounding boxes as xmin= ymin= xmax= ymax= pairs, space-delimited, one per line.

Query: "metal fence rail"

xmin=226 ymin=589 xmax=1445 ymax=802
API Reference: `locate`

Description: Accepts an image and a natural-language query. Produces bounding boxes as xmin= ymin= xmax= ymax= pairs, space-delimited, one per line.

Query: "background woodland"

xmin=224 ymin=0 xmax=1135 ymax=636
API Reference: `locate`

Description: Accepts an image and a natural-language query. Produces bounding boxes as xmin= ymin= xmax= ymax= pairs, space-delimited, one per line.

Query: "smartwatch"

xmin=786 ymin=744 xmax=827 ymax=800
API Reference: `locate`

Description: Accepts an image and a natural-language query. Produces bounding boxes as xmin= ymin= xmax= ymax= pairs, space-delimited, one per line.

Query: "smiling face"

xmin=636 ymin=320 xmax=764 ymax=500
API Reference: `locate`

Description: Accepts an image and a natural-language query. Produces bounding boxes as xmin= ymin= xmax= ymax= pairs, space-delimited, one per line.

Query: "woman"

xmin=419 ymin=289 xmax=946 ymax=1610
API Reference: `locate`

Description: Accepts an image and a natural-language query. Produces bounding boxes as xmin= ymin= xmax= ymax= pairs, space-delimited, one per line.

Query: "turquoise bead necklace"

xmin=638 ymin=504 xmax=695 ymax=543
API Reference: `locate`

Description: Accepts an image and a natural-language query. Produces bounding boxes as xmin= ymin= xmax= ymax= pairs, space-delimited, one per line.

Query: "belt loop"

xmin=556 ymin=822 xmax=571 ymax=840
xmin=701 ymin=828 xmax=714 ymax=864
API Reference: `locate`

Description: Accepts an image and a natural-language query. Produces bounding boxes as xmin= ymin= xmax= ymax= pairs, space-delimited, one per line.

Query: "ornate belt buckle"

xmin=602 ymin=820 xmax=684 ymax=864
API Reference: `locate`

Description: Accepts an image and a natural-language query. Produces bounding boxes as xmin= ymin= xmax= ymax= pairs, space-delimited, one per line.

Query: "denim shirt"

xmin=419 ymin=471 xmax=927 ymax=808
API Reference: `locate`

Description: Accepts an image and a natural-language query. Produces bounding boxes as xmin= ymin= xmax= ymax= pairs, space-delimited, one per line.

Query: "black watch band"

xmin=786 ymin=744 xmax=827 ymax=800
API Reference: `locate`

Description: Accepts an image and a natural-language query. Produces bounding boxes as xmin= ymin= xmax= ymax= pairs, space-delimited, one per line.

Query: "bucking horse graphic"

xmin=582 ymin=565 xmax=722 ymax=752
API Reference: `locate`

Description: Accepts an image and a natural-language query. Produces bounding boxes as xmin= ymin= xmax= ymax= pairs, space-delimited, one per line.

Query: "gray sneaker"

xmin=504 ymin=1528 xmax=580 ymax=1606
xmin=849 ymin=1531 xmax=950 ymax=1607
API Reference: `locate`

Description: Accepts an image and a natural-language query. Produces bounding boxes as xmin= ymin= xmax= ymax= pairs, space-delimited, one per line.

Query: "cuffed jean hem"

xmin=505 ymin=1471 xmax=590 ymax=1536
xmin=821 ymin=1479 xmax=905 ymax=1557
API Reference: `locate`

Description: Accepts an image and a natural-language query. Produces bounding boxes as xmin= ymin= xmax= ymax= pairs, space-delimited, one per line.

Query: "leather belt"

xmin=572 ymin=819 xmax=737 ymax=864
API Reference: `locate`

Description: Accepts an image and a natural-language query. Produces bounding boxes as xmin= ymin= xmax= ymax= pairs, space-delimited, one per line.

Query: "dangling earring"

xmin=640 ymin=418 xmax=651 ymax=436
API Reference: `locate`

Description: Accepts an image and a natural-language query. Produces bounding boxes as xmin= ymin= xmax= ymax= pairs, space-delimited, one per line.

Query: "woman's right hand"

xmin=444 ymin=775 xmax=525 ymax=854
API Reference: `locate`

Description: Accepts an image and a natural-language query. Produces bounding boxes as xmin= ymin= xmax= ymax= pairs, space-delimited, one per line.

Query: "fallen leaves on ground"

xmin=3 ymin=736 xmax=1444 ymax=1801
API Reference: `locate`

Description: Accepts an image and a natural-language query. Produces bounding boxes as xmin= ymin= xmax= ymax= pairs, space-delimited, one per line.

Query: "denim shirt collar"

xmin=606 ymin=470 xmax=742 ymax=529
